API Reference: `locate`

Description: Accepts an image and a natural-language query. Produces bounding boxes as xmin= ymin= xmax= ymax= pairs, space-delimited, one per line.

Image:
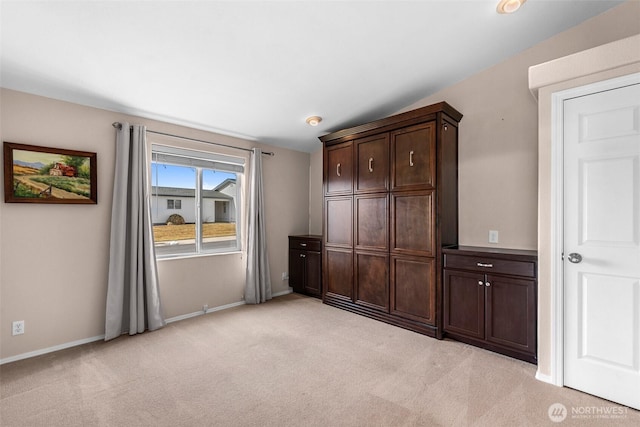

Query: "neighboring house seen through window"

xmin=151 ymin=144 xmax=244 ymax=257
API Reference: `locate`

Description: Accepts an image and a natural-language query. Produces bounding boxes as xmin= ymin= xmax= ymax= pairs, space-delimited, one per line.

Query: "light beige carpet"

xmin=1 ymin=293 xmax=638 ymax=426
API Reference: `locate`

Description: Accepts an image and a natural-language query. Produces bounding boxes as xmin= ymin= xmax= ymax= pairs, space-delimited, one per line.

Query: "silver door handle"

xmin=409 ymin=150 xmax=415 ymax=167
xmin=478 ymin=280 xmax=484 ymax=286
xmin=300 ymin=254 xmax=306 ymax=258
xmin=485 ymin=281 xmax=491 ymax=287
xmin=476 ymin=263 xmax=493 ymax=268
xmin=568 ymin=253 xmax=582 ymax=263
xmin=336 ymin=163 xmax=341 ymax=177
xmin=368 ymin=157 xmax=374 ymax=173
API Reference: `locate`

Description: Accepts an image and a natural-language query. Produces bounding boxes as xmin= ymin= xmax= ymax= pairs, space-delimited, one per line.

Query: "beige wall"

xmin=308 ymin=147 xmax=323 ymax=235
xmin=0 ymin=89 xmax=310 ymax=360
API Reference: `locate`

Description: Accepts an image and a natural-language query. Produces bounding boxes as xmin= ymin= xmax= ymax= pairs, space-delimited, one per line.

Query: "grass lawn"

xmin=153 ymin=222 xmax=236 ymax=242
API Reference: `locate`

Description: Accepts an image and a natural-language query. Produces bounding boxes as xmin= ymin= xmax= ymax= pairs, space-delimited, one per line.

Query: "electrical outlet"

xmin=489 ymin=230 xmax=499 ymax=244
xmin=282 ymin=272 xmax=289 ymax=281
xmin=12 ymin=320 xmax=24 ymax=336
xmin=203 ymin=304 xmax=209 ymax=313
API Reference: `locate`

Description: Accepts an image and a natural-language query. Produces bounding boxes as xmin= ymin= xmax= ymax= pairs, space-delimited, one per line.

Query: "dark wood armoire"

xmin=319 ymin=102 xmax=462 ymax=338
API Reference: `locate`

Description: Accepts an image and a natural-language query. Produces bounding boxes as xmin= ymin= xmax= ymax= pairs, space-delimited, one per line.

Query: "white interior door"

xmin=563 ymin=82 xmax=640 ymax=410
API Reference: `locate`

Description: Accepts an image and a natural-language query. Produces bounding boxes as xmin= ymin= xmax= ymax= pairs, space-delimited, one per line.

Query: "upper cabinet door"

xmin=355 ymin=134 xmax=389 ymax=193
xmin=391 ymin=122 xmax=436 ymax=190
xmin=325 ymin=142 xmax=353 ymax=195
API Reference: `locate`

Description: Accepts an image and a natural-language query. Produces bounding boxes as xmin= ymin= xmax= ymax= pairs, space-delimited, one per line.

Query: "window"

xmin=166 ymin=199 xmax=182 ymax=210
xmin=151 ymin=144 xmax=244 ymax=258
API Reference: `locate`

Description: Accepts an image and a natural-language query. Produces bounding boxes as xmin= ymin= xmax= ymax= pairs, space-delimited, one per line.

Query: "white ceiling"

xmin=0 ymin=1 xmax=624 ymax=153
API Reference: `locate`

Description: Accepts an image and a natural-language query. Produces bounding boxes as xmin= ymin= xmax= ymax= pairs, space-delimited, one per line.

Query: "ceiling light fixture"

xmin=496 ymin=0 xmax=526 ymax=14
xmin=305 ymin=116 xmax=322 ymax=126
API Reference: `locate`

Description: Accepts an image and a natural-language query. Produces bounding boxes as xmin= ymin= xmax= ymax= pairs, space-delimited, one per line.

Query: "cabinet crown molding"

xmin=319 ymin=101 xmax=463 ymax=146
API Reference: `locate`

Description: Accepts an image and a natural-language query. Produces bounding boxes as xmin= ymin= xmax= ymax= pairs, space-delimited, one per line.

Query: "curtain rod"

xmin=112 ymin=122 xmax=275 ymax=156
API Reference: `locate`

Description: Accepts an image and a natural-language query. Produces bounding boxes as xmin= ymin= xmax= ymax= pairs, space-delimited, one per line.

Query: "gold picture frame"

xmin=3 ymin=141 xmax=97 ymax=204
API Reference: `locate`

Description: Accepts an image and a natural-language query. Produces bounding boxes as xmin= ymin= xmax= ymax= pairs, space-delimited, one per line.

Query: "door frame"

xmin=548 ymin=72 xmax=640 ymax=386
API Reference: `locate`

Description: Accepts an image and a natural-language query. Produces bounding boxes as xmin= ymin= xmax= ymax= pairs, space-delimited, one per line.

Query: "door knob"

xmin=568 ymin=253 xmax=582 ymax=263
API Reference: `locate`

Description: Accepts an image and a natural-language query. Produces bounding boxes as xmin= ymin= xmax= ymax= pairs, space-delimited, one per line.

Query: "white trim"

xmin=529 ymin=35 xmax=640 ymax=98
xmin=550 ymin=88 xmax=566 ymax=387
xmin=157 ymin=250 xmax=243 ymax=262
xmin=272 ymin=288 xmax=293 ymax=298
xmin=205 ymin=300 xmax=246 ymax=314
xmin=166 ymin=291 xmax=293 ymax=321
xmin=0 ymin=335 xmax=104 ymax=365
xmin=164 ymin=301 xmax=247 ymax=323
xmin=548 ymin=72 xmax=640 ymax=387
xmin=165 ymin=310 xmax=206 ymax=323
xmin=535 ymin=369 xmax=556 ymax=386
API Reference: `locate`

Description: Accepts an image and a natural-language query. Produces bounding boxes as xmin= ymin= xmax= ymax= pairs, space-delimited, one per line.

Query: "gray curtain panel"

xmin=105 ymin=123 xmax=165 ymax=341
xmin=245 ymin=148 xmax=272 ymax=304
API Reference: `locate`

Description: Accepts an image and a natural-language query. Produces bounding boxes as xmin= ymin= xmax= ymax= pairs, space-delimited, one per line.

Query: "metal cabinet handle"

xmin=368 ymin=157 xmax=374 ymax=173
xmin=478 ymin=280 xmax=484 ymax=286
xmin=337 ymin=163 xmax=341 ymax=177
xmin=300 ymin=254 xmax=306 ymax=258
xmin=299 ymin=243 xmax=307 ymax=247
xmin=443 ymin=123 xmax=448 ymax=131
xmin=409 ymin=150 xmax=415 ymax=167
xmin=485 ymin=281 xmax=491 ymax=287
xmin=476 ymin=263 xmax=493 ymax=268
xmin=568 ymin=253 xmax=582 ymax=264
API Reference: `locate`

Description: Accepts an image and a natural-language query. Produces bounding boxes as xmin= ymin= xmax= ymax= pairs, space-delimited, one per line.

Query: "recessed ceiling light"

xmin=305 ymin=116 xmax=322 ymax=126
xmin=497 ymin=0 xmax=527 ymax=14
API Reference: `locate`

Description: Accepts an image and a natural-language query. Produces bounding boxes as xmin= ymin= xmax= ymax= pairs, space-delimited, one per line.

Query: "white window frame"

xmin=151 ymin=144 xmax=244 ymax=258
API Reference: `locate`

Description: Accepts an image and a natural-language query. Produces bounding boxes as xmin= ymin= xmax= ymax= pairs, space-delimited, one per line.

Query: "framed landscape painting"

xmin=3 ymin=142 xmax=97 ymax=204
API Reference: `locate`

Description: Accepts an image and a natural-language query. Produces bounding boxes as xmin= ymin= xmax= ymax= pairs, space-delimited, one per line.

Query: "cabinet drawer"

xmin=444 ymin=254 xmax=535 ymax=278
xmin=289 ymin=238 xmax=321 ymax=252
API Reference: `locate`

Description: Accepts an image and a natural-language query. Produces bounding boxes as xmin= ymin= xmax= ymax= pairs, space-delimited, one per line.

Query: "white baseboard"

xmin=535 ymin=370 xmax=556 ymax=385
xmin=168 ymin=293 xmax=298 ymax=322
xmin=1 ymin=291 xmax=292 ymax=365
xmin=165 ymin=300 xmax=247 ymax=323
xmin=272 ymin=288 xmax=293 ymax=298
xmin=165 ymin=310 xmax=206 ymax=323
xmin=0 ymin=335 xmax=105 ymax=365
xmin=206 ymin=300 xmax=246 ymax=314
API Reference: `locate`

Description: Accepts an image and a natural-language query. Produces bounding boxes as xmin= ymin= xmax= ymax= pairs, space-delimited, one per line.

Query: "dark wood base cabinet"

xmin=289 ymin=235 xmax=322 ymax=298
xmin=320 ymin=102 xmax=463 ymax=339
xmin=443 ymin=246 xmax=538 ymax=364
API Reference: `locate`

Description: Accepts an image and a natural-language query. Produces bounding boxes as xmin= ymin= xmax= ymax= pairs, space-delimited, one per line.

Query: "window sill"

xmin=156 ymin=250 xmax=243 ymax=262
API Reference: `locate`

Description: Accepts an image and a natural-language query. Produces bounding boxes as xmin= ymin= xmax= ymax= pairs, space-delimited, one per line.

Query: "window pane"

xmin=149 ymin=146 xmax=243 ymax=258
xmin=202 ymin=169 xmax=238 ymax=251
xmin=151 ymin=163 xmax=196 ymax=253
